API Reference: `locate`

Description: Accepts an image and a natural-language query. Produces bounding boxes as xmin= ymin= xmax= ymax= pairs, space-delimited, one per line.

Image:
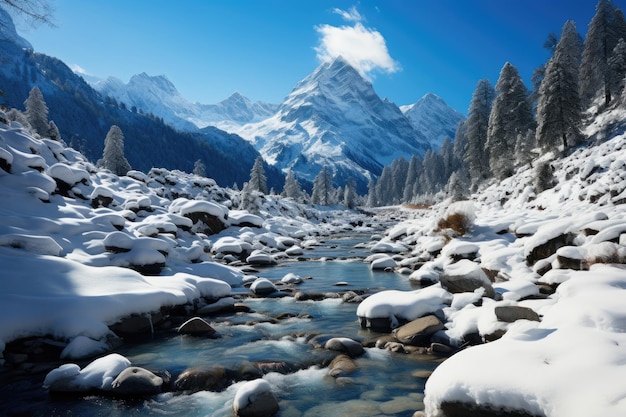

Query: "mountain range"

xmin=1 ymin=6 xmax=463 ymax=193
xmin=90 ymin=58 xmax=464 ymax=193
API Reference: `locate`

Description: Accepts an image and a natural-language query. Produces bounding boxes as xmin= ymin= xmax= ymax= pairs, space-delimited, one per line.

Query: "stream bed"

xmin=0 ymin=235 xmax=443 ymax=417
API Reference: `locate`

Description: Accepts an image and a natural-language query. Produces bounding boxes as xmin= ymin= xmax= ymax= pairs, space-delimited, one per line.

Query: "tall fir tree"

xmin=403 ymin=155 xmax=423 ymax=202
xmin=24 ymin=86 xmax=48 ymax=138
xmin=486 ymin=62 xmax=536 ymax=180
xmin=463 ymin=79 xmax=495 ymax=188
xmin=248 ymin=156 xmax=268 ymax=194
xmin=311 ymin=166 xmax=333 ymax=205
xmin=282 ymin=170 xmax=304 ymax=201
xmin=366 ymin=179 xmax=378 ymax=207
xmin=609 ymin=37 xmax=626 ymax=100
xmin=536 ymin=20 xmax=583 ymax=152
xmin=99 ymin=125 xmax=131 ymax=176
xmin=343 ymin=177 xmax=357 ymax=209
xmin=580 ymin=0 xmax=626 ymax=108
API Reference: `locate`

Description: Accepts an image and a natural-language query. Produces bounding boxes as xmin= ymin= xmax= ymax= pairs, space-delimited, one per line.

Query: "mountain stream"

xmin=0 ymin=235 xmax=442 ymax=416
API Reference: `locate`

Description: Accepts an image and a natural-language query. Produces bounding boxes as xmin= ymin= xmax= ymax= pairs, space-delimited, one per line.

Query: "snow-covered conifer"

xmin=24 ymin=86 xmax=48 ymax=137
xmin=366 ymin=179 xmax=377 ymax=207
xmin=580 ymin=0 xmax=626 ymax=108
xmin=47 ymin=120 xmax=61 ymax=142
xmin=99 ymin=125 xmax=131 ymax=176
xmin=343 ymin=177 xmax=357 ymax=209
xmin=487 ymin=62 xmax=535 ymax=180
xmin=446 ymin=171 xmax=467 ymax=202
xmin=282 ymin=170 xmax=303 ymax=201
xmin=609 ymin=37 xmax=626 ymax=100
xmin=534 ymin=161 xmax=555 ymax=193
xmin=536 ymin=20 xmax=583 ymax=152
xmin=248 ymin=156 xmax=268 ymax=194
xmin=193 ymin=159 xmax=206 ymax=177
xmin=464 ymin=79 xmax=495 ymax=188
xmin=403 ymin=155 xmax=422 ymax=202
xmin=311 ymin=166 xmax=333 ymax=205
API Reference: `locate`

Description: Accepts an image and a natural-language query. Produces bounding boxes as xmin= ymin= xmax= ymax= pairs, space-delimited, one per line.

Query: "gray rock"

xmin=440 ymin=267 xmax=496 ymax=298
xmin=324 ymin=337 xmax=364 ymax=357
xmin=328 ymin=354 xmax=357 ymax=377
xmin=111 ymin=366 xmax=163 ymax=396
xmin=393 ymin=315 xmax=444 ymax=346
xmin=234 ymin=388 xmax=279 ymax=417
xmin=174 ymin=366 xmax=232 ymax=392
xmin=495 ymin=306 xmax=541 ymax=323
xmin=177 ymin=317 xmax=216 ymax=335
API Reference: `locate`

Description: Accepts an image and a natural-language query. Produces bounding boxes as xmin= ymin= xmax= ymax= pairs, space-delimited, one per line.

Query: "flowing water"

xmin=0 ymin=235 xmax=443 ymax=417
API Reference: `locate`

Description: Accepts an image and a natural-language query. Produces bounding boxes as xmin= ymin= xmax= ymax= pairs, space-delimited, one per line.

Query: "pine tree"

xmin=609 ymin=37 xmax=626 ymax=100
xmin=366 ymin=179 xmax=378 ymax=207
xmin=486 ymin=62 xmax=536 ymax=180
xmin=403 ymin=155 xmax=422 ymax=202
xmin=580 ymin=0 xmax=626 ymax=108
xmin=452 ymin=121 xmax=468 ymax=169
xmin=464 ymin=79 xmax=495 ymax=188
xmin=282 ymin=170 xmax=304 ymax=201
xmin=24 ymin=86 xmax=48 ymax=137
xmin=47 ymin=120 xmax=61 ymax=142
xmin=239 ymin=182 xmax=261 ymax=213
xmin=514 ymin=129 xmax=537 ymax=168
xmin=99 ymin=125 xmax=131 ymax=176
xmin=193 ymin=159 xmax=206 ymax=177
xmin=446 ymin=171 xmax=466 ymax=202
xmin=248 ymin=156 xmax=268 ymax=194
xmin=534 ymin=161 xmax=555 ymax=192
xmin=536 ymin=20 xmax=583 ymax=152
xmin=343 ymin=177 xmax=357 ymax=209
xmin=311 ymin=166 xmax=333 ymax=205
xmin=440 ymin=136 xmax=456 ymax=180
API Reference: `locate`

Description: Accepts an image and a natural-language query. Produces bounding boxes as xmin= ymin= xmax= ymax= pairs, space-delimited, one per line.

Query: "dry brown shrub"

xmin=436 ymin=212 xmax=471 ymax=236
xmin=403 ymin=203 xmax=433 ymax=210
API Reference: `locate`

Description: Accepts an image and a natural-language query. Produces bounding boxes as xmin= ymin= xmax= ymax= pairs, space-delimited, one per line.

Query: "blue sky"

xmin=19 ymin=0 xmax=626 ymax=114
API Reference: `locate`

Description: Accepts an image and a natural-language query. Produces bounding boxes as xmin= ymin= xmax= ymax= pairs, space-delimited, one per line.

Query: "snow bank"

xmin=356 ymin=286 xmax=452 ymax=328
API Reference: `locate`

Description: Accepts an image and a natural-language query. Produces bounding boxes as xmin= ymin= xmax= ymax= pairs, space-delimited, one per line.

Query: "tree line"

xmin=369 ymin=0 xmax=626 ymax=207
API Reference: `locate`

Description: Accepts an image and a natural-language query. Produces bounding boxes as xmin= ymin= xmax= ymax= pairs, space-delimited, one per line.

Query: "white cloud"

xmin=315 ymin=18 xmax=400 ymax=80
xmin=332 ymin=6 xmax=363 ymax=23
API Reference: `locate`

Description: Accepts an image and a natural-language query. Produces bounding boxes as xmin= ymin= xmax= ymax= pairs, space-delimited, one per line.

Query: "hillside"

xmin=0 ymin=7 xmax=282 ymax=190
xmin=357 ymin=106 xmax=626 ymax=416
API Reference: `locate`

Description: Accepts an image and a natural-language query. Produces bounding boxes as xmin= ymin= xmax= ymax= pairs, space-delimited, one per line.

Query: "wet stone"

xmin=177 ymin=317 xmax=216 ymax=335
xmin=111 ymin=366 xmax=163 ymax=396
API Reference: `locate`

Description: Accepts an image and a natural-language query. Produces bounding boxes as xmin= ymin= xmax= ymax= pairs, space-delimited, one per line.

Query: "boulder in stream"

xmin=233 ymin=378 xmax=279 ymax=417
xmin=110 ymin=366 xmax=163 ymax=396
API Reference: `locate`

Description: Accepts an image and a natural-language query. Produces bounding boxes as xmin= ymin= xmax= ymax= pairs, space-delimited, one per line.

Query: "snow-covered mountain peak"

xmin=238 ymin=58 xmax=431 ymax=192
xmin=401 ymin=93 xmax=465 ymax=149
xmin=0 ymin=6 xmax=32 ymax=50
xmin=128 ymin=72 xmax=179 ymax=96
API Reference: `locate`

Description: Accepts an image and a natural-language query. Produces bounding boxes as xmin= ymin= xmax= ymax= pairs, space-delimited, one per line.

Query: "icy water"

xmin=1 ymin=235 xmax=443 ymax=417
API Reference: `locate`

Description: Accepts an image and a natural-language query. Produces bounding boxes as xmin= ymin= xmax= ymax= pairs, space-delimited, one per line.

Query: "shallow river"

xmin=1 ymin=235 xmax=443 ymax=417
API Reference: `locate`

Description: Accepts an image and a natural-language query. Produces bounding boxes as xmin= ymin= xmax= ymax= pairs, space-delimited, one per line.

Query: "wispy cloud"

xmin=331 ymin=6 xmax=363 ymax=23
xmin=315 ymin=6 xmax=400 ymax=80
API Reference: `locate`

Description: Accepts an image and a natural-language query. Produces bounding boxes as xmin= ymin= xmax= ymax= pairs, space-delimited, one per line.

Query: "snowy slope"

xmin=400 ymin=93 xmax=465 ymax=149
xmin=237 ymin=56 xmax=432 ymax=192
xmin=92 ymin=74 xmax=278 ymax=132
xmin=361 ymin=106 xmax=626 ymax=417
xmin=0 ymin=116 xmax=366 ymax=359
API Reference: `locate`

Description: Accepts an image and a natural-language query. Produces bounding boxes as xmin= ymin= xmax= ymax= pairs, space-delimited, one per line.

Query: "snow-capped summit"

xmin=401 ymin=93 xmax=465 ymax=149
xmin=93 ymin=73 xmax=199 ymax=131
xmin=0 ymin=6 xmax=32 ymax=50
xmin=92 ymin=74 xmax=278 ymax=132
xmin=238 ymin=56 xmax=431 ymax=192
